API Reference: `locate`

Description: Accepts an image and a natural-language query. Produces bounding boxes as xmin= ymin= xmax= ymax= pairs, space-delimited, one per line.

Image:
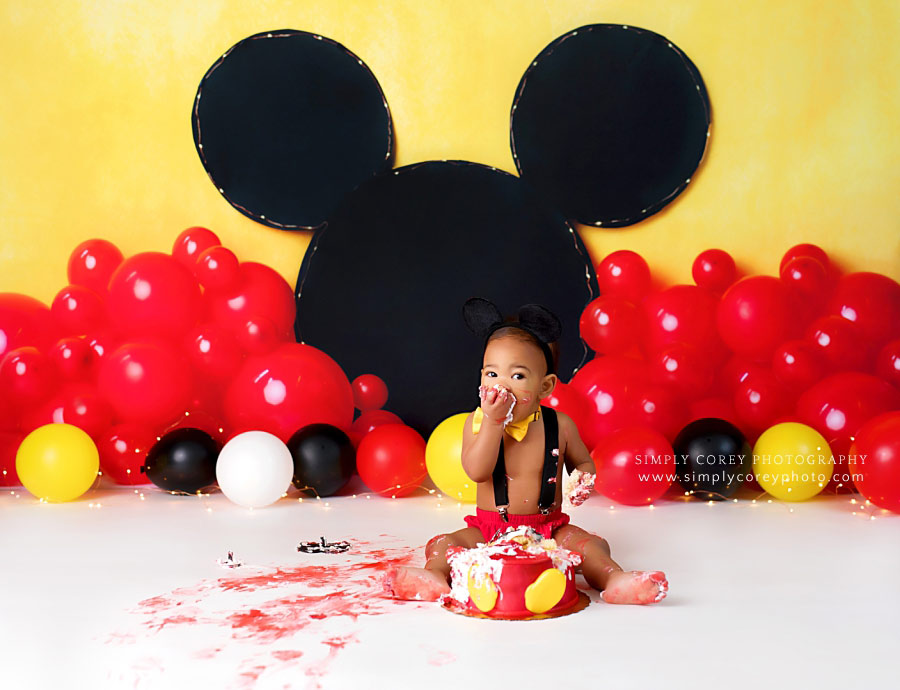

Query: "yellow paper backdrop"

xmin=1 ymin=0 xmax=898 ymax=305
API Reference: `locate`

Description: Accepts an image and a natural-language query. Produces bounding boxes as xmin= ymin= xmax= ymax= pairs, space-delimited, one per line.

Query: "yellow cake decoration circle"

xmin=524 ymin=567 xmax=566 ymax=613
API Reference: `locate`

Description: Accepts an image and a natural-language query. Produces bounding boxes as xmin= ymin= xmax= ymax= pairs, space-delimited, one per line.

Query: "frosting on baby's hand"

xmin=478 ymin=384 xmax=517 ymax=427
xmin=563 ymin=469 xmax=596 ymax=507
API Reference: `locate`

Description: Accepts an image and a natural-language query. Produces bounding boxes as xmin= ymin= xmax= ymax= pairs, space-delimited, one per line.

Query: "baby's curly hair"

xmin=487 ymin=324 xmax=560 ymax=376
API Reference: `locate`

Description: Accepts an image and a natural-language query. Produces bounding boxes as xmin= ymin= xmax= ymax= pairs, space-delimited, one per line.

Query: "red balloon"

xmin=596 ymin=250 xmax=651 ymax=304
xmin=173 ymin=378 xmax=229 ymax=442
xmin=236 ymin=317 xmax=282 ymax=355
xmin=195 ymin=245 xmax=240 ymax=291
xmin=206 ymin=262 xmax=296 ymax=340
xmin=717 ymin=276 xmax=798 ymax=361
xmin=875 ymin=340 xmax=900 ymax=389
xmin=579 ymin=296 xmax=644 ymax=355
xmin=0 ymin=431 xmax=23 ymax=486
xmin=688 ymin=397 xmax=740 ymax=428
xmin=172 ymin=226 xmax=221 ymax=268
xmin=630 ymin=383 xmax=689 ymax=442
xmin=356 ymin=423 xmax=427 ymax=497
xmin=347 ymin=410 xmax=403 ymax=448
xmin=805 ymin=315 xmax=869 ymax=372
xmin=779 ymin=243 xmax=830 ymax=275
xmin=849 ymin=411 xmax=900 ymax=513
xmin=541 ymin=381 xmax=595 ymax=449
xmin=796 ymin=372 xmax=900 ymax=440
xmin=67 ymin=239 xmax=124 ymax=294
xmin=51 ymin=285 xmax=106 ymax=336
xmin=62 ymin=385 xmax=114 ymax=439
xmin=161 ymin=410 xmax=228 ymax=444
xmin=692 ymin=249 xmax=736 ymax=293
xmin=0 ymin=388 xmax=21 ymax=432
xmin=86 ymin=330 xmax=122 ymax=368
xmin=772 ymin=339 xmax=826 ymax=391
xmin=780 ymin=256 xmax=830 ymax=302
xmin=20 ymin=388 xmax=67 ymax=432
xmin=591 ymin=427 xmax=675 ymax=505
xmin=717 ymin=354 xmax=769 ymax=395
xmin=643 ymin=285 xmax=722 ymax=358
xmin=49 ymin=337 xmax=96 ymax=381
xmin=823 ymin=436 xmax=855 ymax=494
xmin=352 ymin=374 xmax=389 ymax=411
xmin=184 ymin=324 xmax=242 ymax=380
xmin=97 ymin=423 xmax=157 ymax=485
xmin=0 ymin=293 xmax=56 ymax=358
xmin=570 ymin=356 xmax=649 ymax=440
xmin=98 ymin=341 xmax=193 ymax=427
xmin=828 ymin=272 xmax=900 ymax=348
xmin=107 ymin=252 xmax=202 ymax=339
xmin=224 ymin=342 xmax=353 ymax=442
xmin=0 ymin=346 xmax=53 ymax=404
xmin=733 ymin=370 xmax=792 ymax=434
xmin=184 ymin=376 xmax=227 ymax=419
xmin=351 ymin=409 xmax=403 ymax=437
xmin=649 ymin=342 xmax=714 ymax=399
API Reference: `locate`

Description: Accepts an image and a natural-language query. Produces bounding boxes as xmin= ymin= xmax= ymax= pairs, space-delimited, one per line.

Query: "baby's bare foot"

xmin=601 ymin=570 xmax=668 ymax=605
xmin=382 ymin=565 xmax=450 ymax=601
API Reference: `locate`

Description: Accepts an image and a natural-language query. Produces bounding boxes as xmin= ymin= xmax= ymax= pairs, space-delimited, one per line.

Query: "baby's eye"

xmin=485 ymin=371 xmax=497 ymax=377
xmin=512 ymin=373 xmax=526 ymax=380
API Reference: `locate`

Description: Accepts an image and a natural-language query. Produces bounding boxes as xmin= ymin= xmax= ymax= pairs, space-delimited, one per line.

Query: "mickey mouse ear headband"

xmin=463 ymin=297 xmax=562 ymax=374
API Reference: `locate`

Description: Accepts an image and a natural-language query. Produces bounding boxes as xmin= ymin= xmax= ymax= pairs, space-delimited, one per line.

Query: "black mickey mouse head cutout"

xmin=192 ymin=25 xmax=710 ymax=437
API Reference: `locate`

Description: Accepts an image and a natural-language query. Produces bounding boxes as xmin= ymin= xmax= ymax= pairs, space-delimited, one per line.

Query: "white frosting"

xmin=477 ymin=384 xmax=517 ymax=428
xmin=563 ymin=469 xmax=596 ymax=507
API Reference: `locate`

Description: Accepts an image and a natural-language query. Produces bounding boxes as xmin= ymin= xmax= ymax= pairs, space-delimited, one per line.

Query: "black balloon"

xmin=673 ymin=418 xmax=751 ymax=501
xmin=288 ymin=424 xmax=356 ymax=497
xmin=142 ymin=428 xmax=220 ymax=493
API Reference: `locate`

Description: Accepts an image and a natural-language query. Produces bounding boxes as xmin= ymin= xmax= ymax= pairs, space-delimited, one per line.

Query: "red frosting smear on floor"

xmin=105 ymin=539 xmax=432 ymax=689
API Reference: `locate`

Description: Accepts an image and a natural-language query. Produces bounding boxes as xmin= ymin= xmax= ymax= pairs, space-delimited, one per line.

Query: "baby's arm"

xmin=559 ymin=412 xmax=596 ymax=506
xmin=460 ymin=386 xmax=512 ymax=482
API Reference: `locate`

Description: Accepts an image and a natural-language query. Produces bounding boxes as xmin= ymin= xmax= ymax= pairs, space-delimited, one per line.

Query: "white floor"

xmin=1 ymin=476 xmax=897 ymax=690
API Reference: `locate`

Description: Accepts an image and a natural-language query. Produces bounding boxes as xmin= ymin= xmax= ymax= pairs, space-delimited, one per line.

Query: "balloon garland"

xmin=1 ymin=235 xmax=899 ymax=516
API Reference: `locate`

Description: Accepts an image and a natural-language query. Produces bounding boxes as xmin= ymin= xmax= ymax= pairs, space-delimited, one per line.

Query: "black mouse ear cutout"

xmin=510 ymin=24 xmax=711 ymax=227
xmin=192 ymin=29 xmax=393 ymax=230
xmin=463 ymin=297 xmax=503 ymax=337
xmin=517 ymin=304 xmax=562 ymax=343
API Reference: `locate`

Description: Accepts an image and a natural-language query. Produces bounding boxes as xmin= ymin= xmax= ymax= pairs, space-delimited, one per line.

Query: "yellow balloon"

xmin=16 ymin=424 xmax=99 ymax=502
xmin=752 ymin=422 xmax=833 ymax=501
xmin=426 ymin=413 xmax=476 ymax=503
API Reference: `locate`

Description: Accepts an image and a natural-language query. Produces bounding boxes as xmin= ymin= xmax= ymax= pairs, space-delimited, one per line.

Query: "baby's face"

xmin=481 ymin=336 xmax=556 ymax=419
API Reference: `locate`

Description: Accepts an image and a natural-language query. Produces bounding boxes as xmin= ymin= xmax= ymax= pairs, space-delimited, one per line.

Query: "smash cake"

xmin=440 ymin=525 xmax=589 ymax=620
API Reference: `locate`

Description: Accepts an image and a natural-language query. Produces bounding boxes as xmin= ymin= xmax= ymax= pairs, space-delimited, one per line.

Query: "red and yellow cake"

xmin=440 ymin=525 xmax=587 ymax=619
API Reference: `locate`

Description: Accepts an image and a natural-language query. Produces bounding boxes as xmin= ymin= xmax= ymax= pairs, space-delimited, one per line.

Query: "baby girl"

xmin=384 ymin=298 xmax=668 ymax=605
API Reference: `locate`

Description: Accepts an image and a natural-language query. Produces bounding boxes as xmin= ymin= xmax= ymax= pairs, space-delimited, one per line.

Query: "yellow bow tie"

xmin=472 ymin=407 xmax=541 ymax=442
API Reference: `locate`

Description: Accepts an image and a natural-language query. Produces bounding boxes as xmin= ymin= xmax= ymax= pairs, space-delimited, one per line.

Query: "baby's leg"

xmin=552 ymin=524 xmax=668 ymax=605
xmin=383 ymin=526 xmax=484 ymax=601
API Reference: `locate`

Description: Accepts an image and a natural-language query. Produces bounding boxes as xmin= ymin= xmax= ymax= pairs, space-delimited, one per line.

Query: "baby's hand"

xmin=478 ymin=384 xmax=516 ymax=425
xmin=564 ymin=469 xmax=596 ymax=507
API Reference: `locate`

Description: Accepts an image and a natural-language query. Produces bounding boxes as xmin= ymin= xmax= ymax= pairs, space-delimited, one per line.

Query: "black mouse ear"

xmin=193 ymin=29 xmax=393 ymax=230
xmin=517 ymin=304 xmax=562 ymax=343
xmin=510 ymin=24 xmax=710 ymax=227
xmin=463 ymin=297 xmax=503 ymax=337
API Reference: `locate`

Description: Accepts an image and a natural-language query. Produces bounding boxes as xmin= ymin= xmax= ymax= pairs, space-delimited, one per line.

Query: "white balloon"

xmin=216 ymin=431 xmax=294 ymax=508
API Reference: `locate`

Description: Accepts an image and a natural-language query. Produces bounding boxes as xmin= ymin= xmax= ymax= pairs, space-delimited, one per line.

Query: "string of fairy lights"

xmin=2 ymin=465 xmax=886 ymax=521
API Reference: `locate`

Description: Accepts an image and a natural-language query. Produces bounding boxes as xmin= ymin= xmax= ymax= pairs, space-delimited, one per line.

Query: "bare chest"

xmin=475 ymin=419 xmax=567 ymax=514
